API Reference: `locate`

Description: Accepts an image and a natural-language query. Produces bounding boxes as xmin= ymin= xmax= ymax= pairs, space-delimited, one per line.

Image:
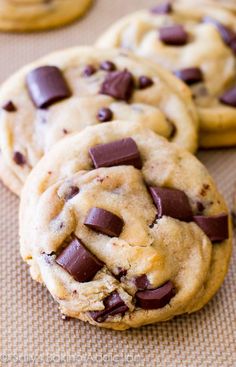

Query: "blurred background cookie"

xmin=0 ymin=0 xmax=92 ymax=32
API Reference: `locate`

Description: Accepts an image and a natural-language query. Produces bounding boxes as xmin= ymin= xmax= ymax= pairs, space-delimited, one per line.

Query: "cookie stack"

xmin=0 ymin=1 xmax=234 ymax=330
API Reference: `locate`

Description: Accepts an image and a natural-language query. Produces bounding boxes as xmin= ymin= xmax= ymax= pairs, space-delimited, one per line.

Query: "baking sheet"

xmin=0 ymin=1 xmax=235 ymax=366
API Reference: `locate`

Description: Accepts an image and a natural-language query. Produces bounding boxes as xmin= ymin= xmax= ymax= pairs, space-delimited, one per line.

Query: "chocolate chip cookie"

xmin=0 ymin=46 xmax=198 ymax=195
xmin=19 ymin=121 xmax=232 ymax=330
xmin=96 ymin=1 xmax=236 ymax=148
xmin=0 ymin=0 xmax=92 ymax=32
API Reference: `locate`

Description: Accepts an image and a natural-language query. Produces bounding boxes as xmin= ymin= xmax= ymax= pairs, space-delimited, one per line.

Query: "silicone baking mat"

xmin=0 ymin=1 xmax=235 ymax=366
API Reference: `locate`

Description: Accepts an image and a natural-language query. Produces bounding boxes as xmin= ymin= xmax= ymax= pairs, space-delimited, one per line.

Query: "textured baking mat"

xmin=0 ymin=1 xmax=235 ymax=366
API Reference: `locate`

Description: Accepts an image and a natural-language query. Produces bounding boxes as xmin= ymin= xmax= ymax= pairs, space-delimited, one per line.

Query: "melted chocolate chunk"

xmin=205 ymin=17 xmax=236 ymax=54
xmin=138 ymin=76 xmax=154 ymax=89
xmin=174 ymin=67 xmax=203 ymax=85
xmin=151 ymin=2 xmax=172 ymax=14
xmin=84 ymin=207 xmax=124 ymax=237
xmin=100 ymin=60 xmax=116 ymax=72
xmin=149 ymin=187 xmax=193 ymax=221
xmin=90 ymin=291 xmax=128 ymax=323
xmin=56 ymin=237 xmax=103 ymax=282
xmin=100 ymin=70 xmax=134 ymax=101
xmin=135 ymin=274 xmax=150 ymax=290
xmin=13 ymin=151 xmax=26 ymax=166
xmin=89 ymin=137 xmax=142 ymax=169
xmin=159 ymin=25 xmax=188 ymax=46
xmin=26 ymin=66 xmax=71 ymax=109
xmin=64 ymin=186 xmax=79 ymax=201
xmin=82 ymin=65 xmax=96 ymax=77
xmin=136 ymin=281 xmax=174 ymax=309
xmin=220 ymin=87 xmax=236 ymax=107
xmin=97 ymin=107 xmax=113 ymax=122
xmin=193 ymin=214 xmax=229 ymax=242
xmin=2 ymin=100 xmax=17 ymax=112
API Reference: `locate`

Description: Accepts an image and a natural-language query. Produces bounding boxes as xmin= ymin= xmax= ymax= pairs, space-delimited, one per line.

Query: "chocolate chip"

xmin=220 ymin=87 xmax=236 ymax=107
xmin=197 ymin=201 xmax=205 ymax=213
xmin=89 ymin=137 xmax=142 ymax=169
xmin=26 ymin=66 xmax=71 ymax=109
xmin=63 ymin=128 xmax=68 ymax=134
xmin=204 ymin=17 xmax=236 ymax=54
xmin=82 ymin=64 xmax=96 ymax=77
xmin=100 ymin=60 xmax=116 ymax=72
xmin=84 ymin=207 xmax=124 ymax=237
xmin=97 ymin=107 xmax=113 ymax=122
xmin=174 ymin=67 xmax=203 ymax=85
xmin=159 ymin=25 xmax=188 ymax=46
xmin=136 ymin=281 xmax=174 ymax=309
xmin=151 ymin=2 xmax=172 ymax=14
xmin=100 ymin=70 xmax=134 ymax=101
xmin=89 ymin=291 xmax=128 ymax=322
xmin=231 ymin=211 xmax=236 ymax=229
xmin=64 ymin=186 xmax=79 ymax=201
xmin=56 ymin=237 xmax=103 ymax=282
xmin=138 ymin=76 xmax=154 ymax=89
xmin=2 ymin=100 xmax=17 ymax=112
xmin=193 ymin=214 xmax=229 ymax=242
xmin=135 ymin=274 xmax=150 ymax=290
xmin=13 ymin=151 xmax=26 ymax=166
xmin=149 ymin=187 xmax=193 ymax=222
xmin=115 ymin=268 xmax=127 ymax=281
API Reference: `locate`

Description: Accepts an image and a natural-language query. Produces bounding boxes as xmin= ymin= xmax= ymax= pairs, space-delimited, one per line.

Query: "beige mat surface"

xmin=0 ymin=1 xmax=235 ymax=366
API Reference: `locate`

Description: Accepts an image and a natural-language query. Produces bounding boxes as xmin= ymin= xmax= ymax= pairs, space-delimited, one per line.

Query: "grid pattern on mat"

xmin=0 ymin=1 xmax=236 ymax=366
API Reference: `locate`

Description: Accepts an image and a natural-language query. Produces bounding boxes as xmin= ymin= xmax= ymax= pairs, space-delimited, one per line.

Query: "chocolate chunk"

xmin=135 ymin=274 xmax=150 ymax=290
xmin=220 ymin=87 xmax=236 ymax=107
xmin=82 ymin=64 xmax=96 ymax=77
xmin=84 ymin=207 xmax=124 ymax=237
xmin=64 ymin=186 xmax=79 ymax=201
xmin=197 ymin=201 xmax=205 ymax=213
xmin=149 ymin=187 xmax=193 ymax=221
xmin=174 ymin=67 xmax=203 ymax=85
xmin=159 ymin=25 xmax=188 ymax=46
xmin=138 ymin=76 xmax=154 ymax=89
xmin=89 ymin=137 xmax=142 ymax=169
xmin=97 ymin=107 xmax=113 ymax=122
xmin=13 ymin=151 xmax=26 ymax=166
xmin=151 ymin=2 xmax=172 ymax=14
xmin=90 ymin=291 xmax=128 ymax=323
xmin=2 ymin=100 xmax=17 ymax=112
xmin=136 ymin=281 xmax=174 ymax=309
xmin=115 ymin=268 xmax=127 ymax=281
xmin=193 ymin=214 xmax=229 ymax=242
xmin=26 ymin=66 xmax=71 ymax=109
xmin=100 ymin=60 xmax=116 ymax=72
xmin=56 ymin=237 xmax=103 ymax=282
xmin=204 ymin=17 xmax=236 ymax=53
xmin=100 ymin=70 xmax=134 ymax=101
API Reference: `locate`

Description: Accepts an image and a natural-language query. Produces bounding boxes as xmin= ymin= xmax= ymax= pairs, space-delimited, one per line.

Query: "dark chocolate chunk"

xmin=149 ymin=186 xmax=193 ymax=221
xmin=136 ymin=281 xmax=174 ymax=309
xmin=56 ymin=237 xmax=103 ymax=282
xmin=13 ymin=151 xmax=26 ymax=166
xmin=97 ymin=107 xmax=113 ymax=122
xmin=193 ymin=214 xmax=229 ymax=242
xmin=174 ymin=67 xmax=203 ymax=85
xmin=100 ymin=70 xmax=134 ymax=101
xmin=2 ymin=100 xmax=17 ymax=112
xmin=138 ymin=76 xmax=154 ymax=89
xmin=100 ymin=60 xmax=116 ymax=72
xmin=26 ymin=66 xmax=71 ymax=109
xmin=135 ymin=274 xmax=150 ymax=290
xmin=89 ymin=137 xmax=142 ymax=169
xmin=151 ymin=2 xmax=172 ymax=14
xmin=159 ymin=25 xmax=188 ymax=46
xmin=204 ymin=17 xmax=236 ymax=53
xmin=90 ymin=291 xmax=128 ymax=322
xmin=197 ymin=201 xmax=205 ymax=213
xmin=82 ymin=64 xmax=96 ymax=77
xmin=115 ymin=268 xmax=127 ymax=281
xmin=84 ymin=207 xmax=124 ymax=237
xmin=220 ymin=87 xmax=236 ymax=107
xmin=64 ymin=186 xmax=79 ymax=201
